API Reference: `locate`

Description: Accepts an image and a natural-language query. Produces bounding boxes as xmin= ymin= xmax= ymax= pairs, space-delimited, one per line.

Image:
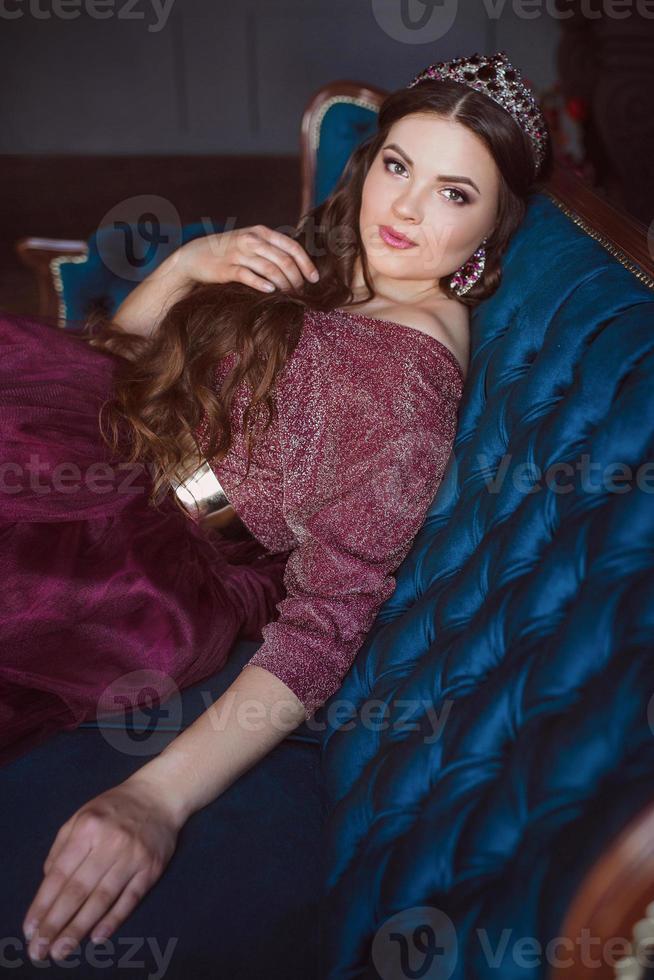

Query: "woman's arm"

xmin=21 ymin=665 xmax=306 ymax=961
xmin=123 ymin=665 xmax=307 ymax=824
xmin=111 ymin=250 xmax=194 ymax=338
xmin=111 ymin=225 xmax=320 ymax=339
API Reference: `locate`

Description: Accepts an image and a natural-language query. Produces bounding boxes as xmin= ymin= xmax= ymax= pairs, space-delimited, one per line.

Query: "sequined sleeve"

xmin=241 ymin=315 xmax=463 ymax=721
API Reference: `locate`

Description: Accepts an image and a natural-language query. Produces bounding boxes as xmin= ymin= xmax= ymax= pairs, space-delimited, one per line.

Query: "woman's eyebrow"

xmin=383 ymin=143 xmax=481 ymax=194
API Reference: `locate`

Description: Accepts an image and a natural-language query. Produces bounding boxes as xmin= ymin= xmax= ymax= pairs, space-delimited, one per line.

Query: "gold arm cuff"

xmin=169 ymin=458 xmax=234 ymax=525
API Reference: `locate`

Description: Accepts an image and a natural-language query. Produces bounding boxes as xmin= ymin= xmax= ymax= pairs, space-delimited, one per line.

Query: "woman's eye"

xmin=383 ymin=158 xmax=468 ymax=204
xmin=442 ymin=187 xmax=469 ymax=205
xmin=384 ymin=157 xmax=406 ymax=176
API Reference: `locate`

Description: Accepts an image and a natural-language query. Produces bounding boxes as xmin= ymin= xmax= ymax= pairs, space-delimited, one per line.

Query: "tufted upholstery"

xmin=318 ymin=191 xmax=654 ymax=978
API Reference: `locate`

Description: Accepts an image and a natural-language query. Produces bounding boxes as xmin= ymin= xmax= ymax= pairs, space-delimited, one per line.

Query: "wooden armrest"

xmin=15 ymin=236 xmax=88 ymax=322
xmin=549 ymin=799 xmax=654 ymax=979
xmin=545 ymin=161 xmax=654 ymax=286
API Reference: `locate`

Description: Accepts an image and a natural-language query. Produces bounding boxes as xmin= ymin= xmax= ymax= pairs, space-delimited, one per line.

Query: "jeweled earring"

xmin=449 ymin=237 xmax=488 ymax=296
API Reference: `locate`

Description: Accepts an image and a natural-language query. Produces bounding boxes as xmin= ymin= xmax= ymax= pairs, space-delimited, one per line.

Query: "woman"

xmin=5 ymin=51 xmax=552 ymax=963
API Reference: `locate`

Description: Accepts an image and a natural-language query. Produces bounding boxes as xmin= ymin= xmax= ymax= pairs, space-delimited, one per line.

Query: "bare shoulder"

xmin=384 ymin=301 xmax=470 ymax=380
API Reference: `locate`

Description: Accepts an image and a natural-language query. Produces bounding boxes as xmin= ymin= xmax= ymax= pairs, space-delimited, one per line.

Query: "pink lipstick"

xmin=378 ymin=225 xmax=417 ymax=249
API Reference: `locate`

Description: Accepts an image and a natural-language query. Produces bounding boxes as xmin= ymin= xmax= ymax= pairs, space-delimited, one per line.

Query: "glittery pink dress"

xmin=0 ymin=306 xmax=464 ymax=766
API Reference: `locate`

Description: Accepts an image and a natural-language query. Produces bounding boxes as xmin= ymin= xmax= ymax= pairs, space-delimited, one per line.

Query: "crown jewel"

xmin=406 ymin=50 xmax=548 ymax=174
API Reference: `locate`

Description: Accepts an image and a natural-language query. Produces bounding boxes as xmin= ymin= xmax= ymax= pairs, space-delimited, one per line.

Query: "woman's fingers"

xmin=233 ymin=226 xmax=318 ymax=292
xmin=26 ymin=851 xmax=117 ymax=961
xmin=232 ymin=265 xmax=278 ymax=293
xmin=248 ymin=227 xmax=319 ymax=290
xmin=236 ymin=244 xmax=297 ymax=291
xmin=25 ymin=809 xmax=121 ymax=960
xmin=23 ymin=780 xmax=180 ymax=964
xmin=179 ymin=224 xmax=320 ymax=292
xmin=48 ymin=865 xmax=151 ymax=961
xmin=84 ymin=866 xmax=152 ymax=945
xmin=24 ymin=828 xmax=93 ymax=938
xmin=232 ymin=252 xmax=299 ymax=292
xmin=26 ymin=814 xmax=113 ymax=950
xmin=255 ymin=226 xmax=320 ymax=284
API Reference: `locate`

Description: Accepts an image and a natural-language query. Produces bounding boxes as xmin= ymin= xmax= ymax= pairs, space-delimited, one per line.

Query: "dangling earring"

xmin=449 ymin=237 xmax=488 ymax=297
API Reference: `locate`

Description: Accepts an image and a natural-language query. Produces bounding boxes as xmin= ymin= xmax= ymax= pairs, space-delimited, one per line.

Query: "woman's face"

xmin=357 ymin=112 xmax=501 ymax=300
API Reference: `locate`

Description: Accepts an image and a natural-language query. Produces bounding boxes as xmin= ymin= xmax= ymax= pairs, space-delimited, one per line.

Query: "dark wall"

xmin=0 ymin=0 xmax=561 ymax=313
xmin=0 ymin=0 xmax=559 ymax=155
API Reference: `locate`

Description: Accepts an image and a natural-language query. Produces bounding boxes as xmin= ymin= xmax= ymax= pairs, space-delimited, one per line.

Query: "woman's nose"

xmin=392 ymin=192 xmax=422 ymax=223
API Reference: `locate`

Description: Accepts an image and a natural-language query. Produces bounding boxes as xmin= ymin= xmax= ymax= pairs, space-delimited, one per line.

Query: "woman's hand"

xmin=96 ymin=224 xmax=319 ymax=340
xmin=178 ymin=225 xmax=320 ymax=294
xmin=22 ymin=775 xmax=183 ymax=963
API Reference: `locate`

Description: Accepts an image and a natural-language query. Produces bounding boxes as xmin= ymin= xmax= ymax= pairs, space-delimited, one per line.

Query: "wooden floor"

xmin=0 ymin=154 xmax=302 ymax=317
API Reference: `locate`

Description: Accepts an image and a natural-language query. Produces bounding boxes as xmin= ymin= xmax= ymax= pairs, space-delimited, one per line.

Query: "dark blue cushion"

xmin=0 ymin=637 xmax=327 ymax=979
xmin=319 ymin=190 xmax=654 ymax=979
xmin=0 ymin=724 xmax=326 ymax=979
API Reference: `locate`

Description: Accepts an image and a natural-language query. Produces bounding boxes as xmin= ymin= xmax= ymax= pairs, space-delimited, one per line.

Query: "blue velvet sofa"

xmin=4 ymin=83 xmax=654 ymax=980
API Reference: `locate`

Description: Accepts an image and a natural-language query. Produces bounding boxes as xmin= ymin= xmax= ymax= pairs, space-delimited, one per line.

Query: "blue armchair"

xmin=16 ymin=219 xmax=226 ymax=329
xmin=4 ymin=82 xmax=654 ymax=980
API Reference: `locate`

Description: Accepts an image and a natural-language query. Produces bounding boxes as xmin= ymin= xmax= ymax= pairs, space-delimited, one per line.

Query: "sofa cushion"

xmin=319 ymin=189 xmax=654 ymax=978
xmin=0 ymin=713 xmax=326 ymax=979
xmin=1 ymin=640 xmax=327 ymax=980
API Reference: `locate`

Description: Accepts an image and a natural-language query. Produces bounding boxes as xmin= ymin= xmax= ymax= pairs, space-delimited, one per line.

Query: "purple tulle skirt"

xmin=0 ymin=311 xmax=290 ymax=767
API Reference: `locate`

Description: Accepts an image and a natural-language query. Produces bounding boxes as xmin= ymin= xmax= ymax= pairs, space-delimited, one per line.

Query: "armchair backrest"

xmin=299 ymin=80 xmax=386 ymax=218
xmin=16 ymin=220 xmax=224 ymax=329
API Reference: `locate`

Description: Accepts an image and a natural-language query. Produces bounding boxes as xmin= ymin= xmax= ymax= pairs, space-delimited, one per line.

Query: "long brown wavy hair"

xmin=86 ymin=77 xmax=553 ymax=519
